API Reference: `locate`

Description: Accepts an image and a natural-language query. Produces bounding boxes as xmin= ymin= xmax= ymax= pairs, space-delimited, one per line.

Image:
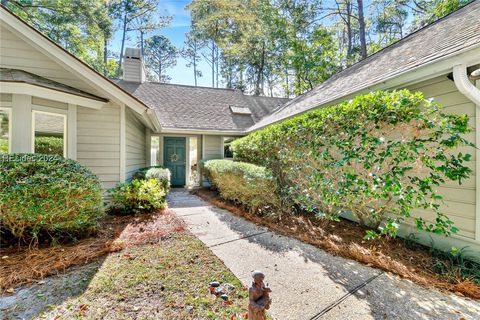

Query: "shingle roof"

xmin=115 ymin=81 xmax=288 ymax=132
xmin=249 ymin=1 xmax=480 ymax=131
xmin=0 ymin=68 xmax=107 ymax=102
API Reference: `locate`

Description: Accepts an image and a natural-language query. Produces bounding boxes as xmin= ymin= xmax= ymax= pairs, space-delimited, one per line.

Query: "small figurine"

xmin=248 ymin=271 xmax=272 ymax=320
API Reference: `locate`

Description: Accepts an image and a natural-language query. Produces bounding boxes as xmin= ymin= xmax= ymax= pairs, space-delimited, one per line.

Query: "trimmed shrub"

xmin=34 ymin=136 xmax=64 ymax=156
xmin=202 ymin=159 xmax=281 ymax=214
xmin=232 ymin=90 xmax=474 ymax=238
xmin=108 ymin=178 xmax=168 ymax=214
xmin=132 ymin=166 xmax=170 ymax=191
xmin=0 ymin=154 xmax=103 ymax=240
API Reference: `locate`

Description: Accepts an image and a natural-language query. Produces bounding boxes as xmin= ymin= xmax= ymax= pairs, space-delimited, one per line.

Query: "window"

xmin=32 ymin=111 xmax=67 ymax=157
xmin=0 ymin=107 xmax=11 ymax=153
xmin=223 ymin=137 xmax=237 ymax=159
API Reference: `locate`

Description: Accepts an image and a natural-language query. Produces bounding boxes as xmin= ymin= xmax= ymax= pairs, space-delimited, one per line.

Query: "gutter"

xmin=453 ymin=64 xmax=480 ymax=107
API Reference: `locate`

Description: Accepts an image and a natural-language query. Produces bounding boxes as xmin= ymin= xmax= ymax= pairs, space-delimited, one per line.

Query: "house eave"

xmin=0 ymin=81 xmax=107 ymax=109
xmin=158 ymin=127 xmax=245 ymax=136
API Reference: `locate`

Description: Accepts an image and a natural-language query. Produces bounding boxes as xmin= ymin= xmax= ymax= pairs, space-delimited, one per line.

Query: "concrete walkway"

xmin=168 ymin=190 xmax=480 ymax=320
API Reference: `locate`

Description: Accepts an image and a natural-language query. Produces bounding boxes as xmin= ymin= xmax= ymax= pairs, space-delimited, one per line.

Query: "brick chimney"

xmin=123 ymin=48 xmax=146 ymax=82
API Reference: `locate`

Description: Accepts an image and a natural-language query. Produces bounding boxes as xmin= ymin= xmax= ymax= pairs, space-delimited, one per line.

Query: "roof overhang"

xmin=248 ymin=45 xmax=480 ymax=133
xmin=0 ymin=81 xmax=107 ymax=109
xmin=158 ymin=127 xmax=245 ymax=136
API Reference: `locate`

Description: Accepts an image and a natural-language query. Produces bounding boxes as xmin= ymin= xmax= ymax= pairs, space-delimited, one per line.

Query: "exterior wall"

xmin=125 ymin=108 xmax=146 ymax=180
xmin=0 ymin=23 xmax=103 ymax=96
xmin=76 ymin=103 xmax=121 ymax=190
xmin=400 ymin=75 xmax=479 ymax=259
xmin=202 ymin=135 xmax=223 ymax=160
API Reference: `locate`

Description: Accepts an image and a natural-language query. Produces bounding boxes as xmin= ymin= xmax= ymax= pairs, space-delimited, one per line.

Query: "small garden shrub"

xmin=202 ymin=159 xmax=281 ymax=214
xmin=0 ymin=154 xmax=103 ymax=241
xmin=132 ymin=166 xmax=171 ymax=191
xmin=108 ymin=167 xmax=170 ymax=214
xmin=34 ymin=136 xmax=64 ymax=156
xmin=232 ymin=90 xmax=474 ymax=238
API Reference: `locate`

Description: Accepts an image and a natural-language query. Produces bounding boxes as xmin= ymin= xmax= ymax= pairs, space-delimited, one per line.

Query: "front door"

xmin=164 ymin=137 xmax=186 ymax=187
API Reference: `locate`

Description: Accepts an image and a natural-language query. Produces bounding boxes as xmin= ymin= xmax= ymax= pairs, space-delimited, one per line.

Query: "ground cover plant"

xmin=232 ymin=90 xmax=474 ymax=239
xmin=194 ymin=188 xmax=480 ymax=300
xmin=0 ymin=154 xmax=103 ymax=242
xmin=202 ymin=159 xmax=281 ymax=214
xmin=108 ymin=166 xmax=171 ymax=214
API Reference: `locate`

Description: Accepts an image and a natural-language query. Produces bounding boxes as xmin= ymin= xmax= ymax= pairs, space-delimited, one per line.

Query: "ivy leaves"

xmin=232 ymin=90 xmax=474 ymax=239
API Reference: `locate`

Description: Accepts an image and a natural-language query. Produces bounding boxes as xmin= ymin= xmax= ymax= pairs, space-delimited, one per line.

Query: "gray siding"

xmin=125 ymin=108 xmax=146 ymax=180
xmin=406 ymin=76 xmax=477 ymax=240
xmin=76 ymin=104 xmax=120 ymax=190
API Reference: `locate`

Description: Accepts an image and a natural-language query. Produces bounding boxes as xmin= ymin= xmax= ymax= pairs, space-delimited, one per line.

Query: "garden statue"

xmin=248 ymin=270 xmax=272 ymax=320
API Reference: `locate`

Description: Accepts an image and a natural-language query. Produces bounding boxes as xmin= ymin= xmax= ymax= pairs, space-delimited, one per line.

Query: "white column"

xmin=145 ymin=127 xmax=151 ymax=166
xmin=475 ymin=80 xmax=480 ymax=242
xmin=67 ymin=104 xmax=77 ymax=160
xmin=11 ymin=94 xmax=32 ymax=153
xmin=120 ymin=104 xmax=126 ymax=182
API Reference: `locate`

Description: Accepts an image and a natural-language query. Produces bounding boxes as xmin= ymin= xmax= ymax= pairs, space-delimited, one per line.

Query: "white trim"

xmin=145 ymin=127 xmax=151 ymax=166
xmin=161 ymin=127 xmax=245 ymax=136
xmin=31 ymin=110 xmax=67 ymax=157
xmin=11 ymin=94 xmax=32 ymax=153
xmin=0 ymin=106 xmax=12 ymax=153
xmin=220 ymin=136 xmax=225 ymax=159
xmin=67 ymin=104 xmax=77 ymax=160
xmin=120 ymin=104 xmax=126 ymax=182
xmin=476 ymin=80 xmax=480 ymax=242
xmin=0 ymin=82 xmax=106 ymax=109
xmin=31 ymin=104 xmax=68 ymax=115
xmin=453 ymin=64 xmax=480 ymax=107
xmin=186 ymin=137 xmax=191 ymax=187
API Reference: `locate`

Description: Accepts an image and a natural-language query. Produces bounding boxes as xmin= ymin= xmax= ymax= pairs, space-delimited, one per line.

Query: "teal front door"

xmin=164 ymin=137 xmax=186 ymax=186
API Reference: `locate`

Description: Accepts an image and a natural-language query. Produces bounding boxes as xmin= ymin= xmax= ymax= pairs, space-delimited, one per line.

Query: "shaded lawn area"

xmin=1 ymin=211 xmax=250 ymax=319
xmin=38 ymin=233 xmax=248 ymax=319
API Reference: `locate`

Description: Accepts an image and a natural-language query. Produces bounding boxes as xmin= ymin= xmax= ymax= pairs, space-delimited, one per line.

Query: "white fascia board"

xmin=160 ymin=127 xmax=245 ymax=136
xmin=0 ymin=82 xmax=106 ymax=109
xmin=248 ymin=45 xmax=480 ymax=133
xmin=0 ymin=9 xmax=147 ymax=115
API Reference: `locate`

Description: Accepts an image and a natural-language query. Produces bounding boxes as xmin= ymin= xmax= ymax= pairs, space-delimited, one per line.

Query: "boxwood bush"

xmin=202 ymin=159 xmax=281 ymax=215
xmin=0 ymin=154 xmax=103 ymax=241
xmin=108 ymin=166 xmax=170 ymax=214
xmin=232 ymin=90 xmax=474 ymax=238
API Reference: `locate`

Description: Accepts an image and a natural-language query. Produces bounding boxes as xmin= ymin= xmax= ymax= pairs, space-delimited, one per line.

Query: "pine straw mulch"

xmin=192 ymin=188 xmax=480 ymax=300
xmin=0 ymin=210 xmax=185 ymax=292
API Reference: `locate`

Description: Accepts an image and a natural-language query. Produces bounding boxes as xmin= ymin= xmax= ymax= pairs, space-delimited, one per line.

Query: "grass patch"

xmin=39 ymin=233 xmax=248 ymax=319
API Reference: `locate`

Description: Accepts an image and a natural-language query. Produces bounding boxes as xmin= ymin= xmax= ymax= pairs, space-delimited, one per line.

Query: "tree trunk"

xmin=117 ymin=2 xmax=129 ymax=77
xmin=211 ymin=41 xmax=215 ymax=88
xmin=215 ymin=46 xmax=219 ymax=88
xmin=193 ymin=41 xmax=198 ymax=86
xmin=346 ymin=1 xmax=353 ymax=64
xmin=103 ymin=39 xmax=108 ymax=76
xmin=357 ymin=0 xmax=367 ymax=59
xmin=140 ymin=30 xmax=145 ymax=57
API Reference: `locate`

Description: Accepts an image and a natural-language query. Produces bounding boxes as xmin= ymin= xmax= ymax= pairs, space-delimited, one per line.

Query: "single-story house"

xmin=0 ymin=3 xmax=479 ymax=257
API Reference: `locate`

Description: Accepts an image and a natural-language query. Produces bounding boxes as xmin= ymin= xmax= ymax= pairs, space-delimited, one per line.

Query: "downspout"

xmin=452 ymin=64 xmax=480 ymax=107
xmin=453 ymin=64 xmax=480 ymax=244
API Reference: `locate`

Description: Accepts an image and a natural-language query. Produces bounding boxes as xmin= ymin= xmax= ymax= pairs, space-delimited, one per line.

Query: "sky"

xmin=111 ymin=0 xmax=214 ymax=87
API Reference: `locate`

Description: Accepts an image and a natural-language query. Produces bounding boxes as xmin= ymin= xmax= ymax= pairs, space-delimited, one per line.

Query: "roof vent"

xmin=230 ymin=106 xmax=252 ymax=115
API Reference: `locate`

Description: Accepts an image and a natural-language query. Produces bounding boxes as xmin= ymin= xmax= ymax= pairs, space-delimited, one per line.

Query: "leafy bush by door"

xmin=0 ymin=154 xmax=104 ymax=241
xmin=202 ymin=159 xmax=281 ymax=215
xmin=108 ymin=166 xmax=171 ymax=214
xmin=232 ymin=90 xmax=474 ymax=239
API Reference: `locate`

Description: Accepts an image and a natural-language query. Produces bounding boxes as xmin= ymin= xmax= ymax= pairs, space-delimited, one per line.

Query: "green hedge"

xmin=0 ymin=154 xmax=103 ymax=240
xmin=232 ymin=90 xmax=474 ymax=238
xmin=108 ymin=166 xmax=170 ymax=214
xmin=34 ymin=136 xmax=64 ymax=156
xmin=202 ymin=159 xmax=281 ymax=214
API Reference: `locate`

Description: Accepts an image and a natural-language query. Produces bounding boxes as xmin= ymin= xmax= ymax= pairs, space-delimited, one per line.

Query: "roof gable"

xmin=0 ymin=6 xmax=148 ymax=115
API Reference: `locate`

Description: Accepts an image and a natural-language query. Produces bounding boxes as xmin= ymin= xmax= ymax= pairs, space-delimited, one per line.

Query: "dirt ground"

xmin=193 ymin=188 xmax=480 ymax=300
xmin=0 ymin=210 xmax=250 ymax=320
